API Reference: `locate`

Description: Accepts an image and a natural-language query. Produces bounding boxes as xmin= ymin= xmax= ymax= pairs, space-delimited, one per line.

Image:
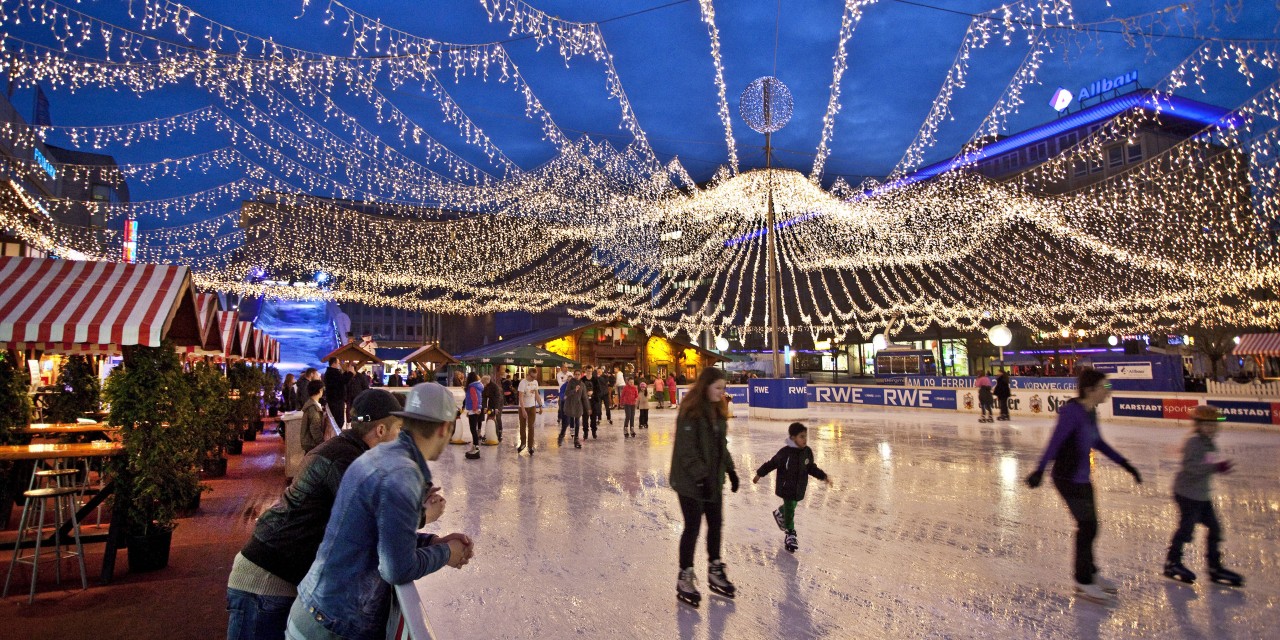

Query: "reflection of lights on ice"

xmin=999 ymin=455 xmax=1018 ymax=487
xmin=878 ymin=441 xmax=892 ymax=461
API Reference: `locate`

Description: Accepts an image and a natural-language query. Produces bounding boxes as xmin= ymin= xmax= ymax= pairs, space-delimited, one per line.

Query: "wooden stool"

xmin=2 ymin=486 xmax=88 ymax=603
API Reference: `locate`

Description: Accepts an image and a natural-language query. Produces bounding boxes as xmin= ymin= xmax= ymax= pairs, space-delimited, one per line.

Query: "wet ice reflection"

xmin=415 ymin=405 xmax=1280 ymax=639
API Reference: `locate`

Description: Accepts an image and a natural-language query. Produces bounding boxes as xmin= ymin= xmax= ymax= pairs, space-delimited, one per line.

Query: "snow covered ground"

xmin=414 ymin=404 xmax=1280 ymax=639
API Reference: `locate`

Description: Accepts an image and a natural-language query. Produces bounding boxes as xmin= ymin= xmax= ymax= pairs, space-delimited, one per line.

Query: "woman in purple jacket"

xmin=1025 ymin=368 xmax=1142 ymax=605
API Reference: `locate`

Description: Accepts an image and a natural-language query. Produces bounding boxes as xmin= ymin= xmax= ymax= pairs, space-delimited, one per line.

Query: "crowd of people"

xmin=226 ymin=357 xmax=1247 ymax=638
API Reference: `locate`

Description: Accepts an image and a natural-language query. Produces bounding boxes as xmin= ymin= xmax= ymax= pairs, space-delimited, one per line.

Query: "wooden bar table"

xmin=19 ymin=424 xmax=119 ymax=437
xmin=0 ymin=442 xmax=126 ymax=582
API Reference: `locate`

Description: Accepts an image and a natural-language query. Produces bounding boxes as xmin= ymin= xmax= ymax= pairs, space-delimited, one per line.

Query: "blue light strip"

xmin=724 ymin=91 xmax=1241 ymax=247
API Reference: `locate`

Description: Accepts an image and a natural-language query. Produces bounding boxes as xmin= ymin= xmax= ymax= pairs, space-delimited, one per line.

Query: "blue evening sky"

xmin=6 ymin=0 xmax=1276 ymax=229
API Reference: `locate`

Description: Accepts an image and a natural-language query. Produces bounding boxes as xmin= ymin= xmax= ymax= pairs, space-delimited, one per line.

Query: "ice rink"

xmin=414 ymin=404 xmax=1280 ymax=639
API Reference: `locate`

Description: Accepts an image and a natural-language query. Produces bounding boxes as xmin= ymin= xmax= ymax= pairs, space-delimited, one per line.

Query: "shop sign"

xmin=1078 ymin=70 xmax=1139 ymax=102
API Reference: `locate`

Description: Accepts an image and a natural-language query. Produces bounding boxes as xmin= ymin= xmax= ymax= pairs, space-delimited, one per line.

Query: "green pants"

xmin=781 ymin=500 xmax=798 ymax=530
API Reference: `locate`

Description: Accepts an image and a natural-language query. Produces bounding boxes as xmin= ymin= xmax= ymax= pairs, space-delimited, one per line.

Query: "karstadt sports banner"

xmin=1112 ymin=397 xmax=1201 ymax=420
xmin=1209 ymin=400 xmax=1280 ymax=425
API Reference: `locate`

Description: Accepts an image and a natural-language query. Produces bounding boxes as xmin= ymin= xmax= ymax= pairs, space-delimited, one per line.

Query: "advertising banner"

xmin=807 ymin=385 xmax=953 ymax=410
xmin=1092 ymin=362 xmax=1154 ymax=380
xmin=747 ymin=379 xmax=809 ymax=409
xmin=905 ymin=376 xmax=1078 ymax=392
xmin=1112 ymin=397 xmax=1201 ymax=420
xmin=1209 ymin=400 xmax=1280 ymax=425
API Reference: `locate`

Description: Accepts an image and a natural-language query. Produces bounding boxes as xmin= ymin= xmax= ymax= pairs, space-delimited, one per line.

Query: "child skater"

xmin=1163 ymin=405 xmax=1244 ymax=586
xmin=753 ymin=422 xmax=831 ymax=553
xmin=636 ymin=380 xmax=650 ymax=430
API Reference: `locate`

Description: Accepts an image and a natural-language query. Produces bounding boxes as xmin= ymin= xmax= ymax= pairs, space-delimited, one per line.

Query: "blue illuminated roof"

xmin=725 ymin=91 xmax=1240 ymax=247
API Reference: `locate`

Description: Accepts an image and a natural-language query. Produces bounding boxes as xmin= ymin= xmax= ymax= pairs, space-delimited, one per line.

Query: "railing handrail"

xmin=387 ymin=582 xmax=437 ymax=640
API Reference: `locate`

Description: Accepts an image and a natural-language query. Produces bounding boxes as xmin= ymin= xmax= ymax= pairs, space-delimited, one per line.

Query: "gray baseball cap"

xmin=392 ymin=382 xmax=457 ymax=423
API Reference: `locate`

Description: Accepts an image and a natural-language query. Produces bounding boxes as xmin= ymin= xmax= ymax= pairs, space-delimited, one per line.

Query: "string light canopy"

xmin=0 ymin=0 xmax=1276 ymax=344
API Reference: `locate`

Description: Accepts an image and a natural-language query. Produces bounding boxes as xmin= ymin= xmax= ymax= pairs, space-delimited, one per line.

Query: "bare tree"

xmin=1186 ymin=327 xmax=1238 ymax=380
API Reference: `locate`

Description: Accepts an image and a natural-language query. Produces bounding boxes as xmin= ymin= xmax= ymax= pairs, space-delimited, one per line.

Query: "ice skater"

xmin=976 ymin=372 xmax=994 ymax=423
xmin=994 ymin=371 xmax=1012 ymax=420
xmin=636 ymin=379 xmax=650 ymax=429
xmin=1025 ymin=368 xmax=1142 ymax=606
xmin=669 ymin=367 xmax=739 ymax=607
xmin=558 ymin=375 xmax=587 ymax=449
xmin=753 ymin=422 xmax=831 ymax=553
xmin=463 ymin=372 xmax=484 ymax=460
xmin=1163 ymin=405 xmax=1244 ymax=587
xmin=619 ymin=376 xmax=638 ymax=438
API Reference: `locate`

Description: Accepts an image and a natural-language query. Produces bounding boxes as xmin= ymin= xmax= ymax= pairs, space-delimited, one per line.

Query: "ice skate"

xmin=784 ymin=529 xmax=798 ymax=553
xmin=1209 ymin=565 xmax=1244 ymax=587
xmin=629 ymin=427 xmax=637 ymax=437
xmin=1074 ymin=582 xmax=1117 ymax=606
xmin=707 ymin=559 xmax=736 ymax=598
xmin=1092 ymin=574 xmax=1119 ymax=594
xmin=1163 ymin=561 xmax=1196 ymax=584
xmin=465 ymin=448 xmax=480 ymax=460
xmin=573 ymin=437 xmax=582 ymax=449
xmin=772 ymin=507 xmax=786 ymax=532
xmin=676 ymin=568 xmax=701 ymax=607
xmin=528 ymin=446 xmax=534 ymax=457
xmin=516 ymin=443 xmax=525 ymax=453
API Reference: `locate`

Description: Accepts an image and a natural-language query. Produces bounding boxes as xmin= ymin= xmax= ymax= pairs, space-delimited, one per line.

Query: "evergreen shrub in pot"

xmin=262 ymin=366 xmax=282 ymax=418
xmin=188 ymin=360 xmax=230 ymax=479
xmin=0 ymin=351 xmax=32 ymax=529
xmin=45 ymin=355 xmax=100 ymax=424
xmin=103 ymin=341 xmax=200 ymax=572
xmin=226 ymin=362 xmax=259 ymax=448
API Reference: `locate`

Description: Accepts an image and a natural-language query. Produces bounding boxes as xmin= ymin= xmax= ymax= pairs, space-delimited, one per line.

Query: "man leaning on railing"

xmin=287 ymin=383 xmax=475 ymax=640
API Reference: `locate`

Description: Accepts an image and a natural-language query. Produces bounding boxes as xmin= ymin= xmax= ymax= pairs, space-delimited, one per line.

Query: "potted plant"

xmin=226 ymin=362 xmax=259 ymax=447
xmin=262 ymin=366 xmax=282 ymax=419
xmin=188 ymin=360 xmax=231 ymax=479
xmin=103 ymin=340 xmax=200 ymax=572
xmin=0 ymin=350 xmax=32 ymax=529
xmin=44 ymin=354 xmax=101 ymax=424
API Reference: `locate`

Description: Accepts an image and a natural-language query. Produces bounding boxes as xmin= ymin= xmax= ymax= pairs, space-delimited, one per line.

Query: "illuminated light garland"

xmin=811 ymin=0 xmax=876 ymax=182
xmin=695 ymin=0 xmax=738 ymax=174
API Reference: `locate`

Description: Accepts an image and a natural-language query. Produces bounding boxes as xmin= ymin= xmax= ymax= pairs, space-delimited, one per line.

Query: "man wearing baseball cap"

xmin=288 ymin=383 xmax=474 ymax=640
xmin=229 ymin=389 xmax=420 ymax=640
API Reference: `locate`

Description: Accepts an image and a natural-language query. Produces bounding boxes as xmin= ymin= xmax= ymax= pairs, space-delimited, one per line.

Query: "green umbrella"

xmin=462 ymin=345 xmax=579 ymax=367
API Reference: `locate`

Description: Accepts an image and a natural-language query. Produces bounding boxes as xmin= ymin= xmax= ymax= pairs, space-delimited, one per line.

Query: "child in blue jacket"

xmin=753 ymin=422 xmax=831 ymax=552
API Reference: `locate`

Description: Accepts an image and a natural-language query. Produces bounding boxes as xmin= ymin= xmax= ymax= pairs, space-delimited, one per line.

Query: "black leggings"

xmin=467 ymin=413 xmax=483 ymax=447
xmin=678 ymin=495 xmax=722 ymax=570
xmin=1054 ymin=478 xmax=1098 ymax=584
xmin=1168 ymin=494 xmax=1222 ymax=566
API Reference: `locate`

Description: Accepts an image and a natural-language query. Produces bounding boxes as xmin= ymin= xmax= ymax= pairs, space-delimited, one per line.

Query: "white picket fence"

xmin=1206 ymin=380 xmax=1280 ymax=397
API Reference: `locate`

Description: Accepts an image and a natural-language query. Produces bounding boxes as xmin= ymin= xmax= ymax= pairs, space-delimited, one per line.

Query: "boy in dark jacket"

xmin=753 ymin=422 xmax=831 ymax=553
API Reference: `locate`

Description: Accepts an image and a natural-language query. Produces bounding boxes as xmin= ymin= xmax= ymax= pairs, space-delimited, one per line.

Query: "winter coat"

xmin=241 ymin=430 xmax=370 ymax=585
xmin=666 ymin=377 xmax=677 ymax=402
xmin=281 ymin=384 xmax=299 ymax=412
xmin=592 ymin=376 xmax=609 ymax=406
xmin=669 ymin=402 xmax=735 ymax=503
xmin=994 ymin=374 xmax=1012 ymax=399
xmin=1173 ymin=433 xmax=1221 ymax=501
xmin=561 ymin=379 xmax=587 ymax=417
xmin=483 ymin=380 xmax=503 ymax=413
xmin=636 ymin=384 xmax=650 ymax=410
xmin=301 ymin=398 xmax=327 ymax=453
xmin=345 ymin=371 xmax=371 ymax=404
xmin=756 ymin=441 xmax=827 ymax=501
xmin=619 ymin=384 xmax=638 ymax=406
xmin=322 ymin=366 xmax=353 ymax=407
xmin=465 ymin=381 xmax=484 ymax=414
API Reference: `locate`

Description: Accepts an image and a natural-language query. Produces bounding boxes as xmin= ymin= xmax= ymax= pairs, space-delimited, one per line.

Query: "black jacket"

xmin=281 ymin=384 xmax=298 ymax=412
xmin=994 ymin=374 xmax=1012 ymax=399
xmin=345 ymin=371 xmax=371 ymax=404
xmin=323 ymin=366 xmax=353 ymax=406
xmin=756 ymin=443 xmax=827 ymax=501
xmin=294 ymin=378 xmax=310 ymax=409
xmin=240 ymin=430 xmax=370 ymax=584
xmin=483 ymin=380 xmax=503 ymax=413
xmin=591 ymin=375 xmax=608 ymax=406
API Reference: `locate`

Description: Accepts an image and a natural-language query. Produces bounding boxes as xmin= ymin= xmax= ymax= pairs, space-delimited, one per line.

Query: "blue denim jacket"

xmin=295 ymin=431 xmax=451 ymax=640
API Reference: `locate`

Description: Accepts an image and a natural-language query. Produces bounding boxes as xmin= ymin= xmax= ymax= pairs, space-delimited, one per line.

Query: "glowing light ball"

xmin=1108 ymin=335 xmax=1119 ymax=346
xmin=987 ymin=325 xmax=1013 ymax=347
xmin=715 ymin=336 xmax=729 ymax=351
xmin=740 ymin=77 xmax=793 ymax=134
xmin=872 ymin=334 xmax=888 ymax=351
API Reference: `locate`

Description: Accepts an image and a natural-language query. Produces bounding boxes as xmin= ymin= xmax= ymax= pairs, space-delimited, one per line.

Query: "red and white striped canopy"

xmin=0 ymin=256 xmax=201 ymax=353
xmin=238 ymin=320 xmax=256 ymax=361
xmin=189 ymin=292 xmax=223 ymax=355
xmin=218 ymin=310 xmax=241 ymax=359
xmin=252 ymin=328 xmax=265 ymax=363
xmin=1234 ymin=333 xmax=1280 ymax=357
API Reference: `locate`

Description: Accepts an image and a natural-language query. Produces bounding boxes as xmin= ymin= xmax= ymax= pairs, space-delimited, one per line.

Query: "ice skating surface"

xmin=416 ymin=406 xmax=1280 ymax=639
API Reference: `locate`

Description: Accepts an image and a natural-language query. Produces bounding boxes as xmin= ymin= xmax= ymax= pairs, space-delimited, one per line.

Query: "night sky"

xmin=6 ymin=0 xmax=1276 ymax=230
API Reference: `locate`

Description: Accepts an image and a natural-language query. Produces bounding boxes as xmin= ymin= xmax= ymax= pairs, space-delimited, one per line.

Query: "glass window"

xmin=1127 ymin=143 xmax=1142 ymax=162
xmin=1073 ymin=161 xmax=1088 ymax=177
xmin=1057 ymin=132 xmax=1078 ymax=152
xmin=1108 ymin=146 xmax=1124 ymax=168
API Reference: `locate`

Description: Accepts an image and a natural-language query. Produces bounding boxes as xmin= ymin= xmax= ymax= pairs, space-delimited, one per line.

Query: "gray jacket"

xmin=1173 ymin=434 xmax=1219 ymax=501
xmin=561 ymin=379 xmax=588 ymax=417
xmin=301 ymin=398 xmax=326 ymax=453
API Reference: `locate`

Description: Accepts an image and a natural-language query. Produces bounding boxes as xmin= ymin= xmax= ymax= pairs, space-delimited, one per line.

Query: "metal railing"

xmin=387 ymin=583 xmax=437 ymax=640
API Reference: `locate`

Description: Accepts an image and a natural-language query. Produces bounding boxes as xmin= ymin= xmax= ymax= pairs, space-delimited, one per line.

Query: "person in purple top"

xmin=1025 ymin=368 xmax=1142 ymax=605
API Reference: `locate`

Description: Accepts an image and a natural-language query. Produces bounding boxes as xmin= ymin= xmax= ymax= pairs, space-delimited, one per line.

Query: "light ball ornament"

xmin=740 ymin=77 xmax=794 ymax=134
xmin=1108 ymin=335 xmax=1119 ymax=346
xmin=872 ymin=334 xmax=888 ymax=352
xmin=987 ymin=324 xmax=1013 ymax=348
xmin=715 ymin=336 xmax=730 ymax=351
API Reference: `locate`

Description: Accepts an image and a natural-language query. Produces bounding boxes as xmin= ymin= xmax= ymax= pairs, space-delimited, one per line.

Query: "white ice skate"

xmin=1074 ymin=582 xmax=1117 ymax=606
xmin=1092 ymin=574 xmax=1119 ymax=594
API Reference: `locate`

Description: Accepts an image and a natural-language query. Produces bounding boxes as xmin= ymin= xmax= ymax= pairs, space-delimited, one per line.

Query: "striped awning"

xmin=184 ymin=292 xmax=224 ymax=355
xmin=0 ymin=256 xmax=201 ymax=354
xmin=252 ymin=328 xmax=265 ymax=363
xmin=238 ymin=321 xmax=256 ymax=361
xmin=1234 ymin=333 xmax=1280 ymax=357
xmin=218 ymin=310 xmax=242 ymax=359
